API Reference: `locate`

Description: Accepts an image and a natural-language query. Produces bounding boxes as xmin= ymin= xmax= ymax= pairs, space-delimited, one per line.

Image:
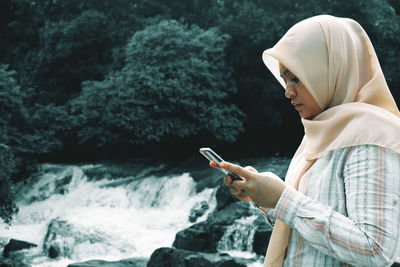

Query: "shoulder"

xmin=326 ymin=144 xmax=400 ymax=161
xmin=312 ymin=145 xmax=400 ymax=174
xmin=344 ymin=144 xmax=400 ymax=161
xmin=337 ymin=145 xmax=400 ymax=177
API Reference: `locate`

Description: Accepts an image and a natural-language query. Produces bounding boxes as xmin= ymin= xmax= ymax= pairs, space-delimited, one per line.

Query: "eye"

xmin=291 ymin=77 xmax=299 ymax=84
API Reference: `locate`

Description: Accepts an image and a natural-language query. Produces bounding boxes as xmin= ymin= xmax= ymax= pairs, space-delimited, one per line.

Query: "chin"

xmin=300 ymin=113 xmax=313 ymax=120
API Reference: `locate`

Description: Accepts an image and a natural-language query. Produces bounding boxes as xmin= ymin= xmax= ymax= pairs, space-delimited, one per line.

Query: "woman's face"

xmin=279 ymin=63 xmax=322 ymax=120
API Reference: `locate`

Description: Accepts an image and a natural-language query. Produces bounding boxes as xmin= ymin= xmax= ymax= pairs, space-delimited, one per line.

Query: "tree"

xmin=0 ymin=65 xmax=29 ymax=152
xmin=0 ymin=144 xmax=18 ymax=224
xmin=71 ymin=20 xmax=244 ymax=149
xmin=32 ymin=10 xmax=113 ymax=104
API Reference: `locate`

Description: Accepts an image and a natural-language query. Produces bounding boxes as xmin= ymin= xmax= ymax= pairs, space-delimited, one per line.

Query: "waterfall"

xmin=217 ymin=215 xmax=258 ymax=258
xmin=0 ymin=163 xmax=217 ymax=266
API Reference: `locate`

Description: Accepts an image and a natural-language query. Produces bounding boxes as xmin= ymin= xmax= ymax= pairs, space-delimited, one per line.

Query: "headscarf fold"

xmin=262 ymin=15 xmax=400 ymax=266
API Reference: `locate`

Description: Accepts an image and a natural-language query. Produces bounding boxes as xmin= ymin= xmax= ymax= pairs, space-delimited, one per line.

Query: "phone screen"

xmin=199 ymin=147 xmax=243 ymax=180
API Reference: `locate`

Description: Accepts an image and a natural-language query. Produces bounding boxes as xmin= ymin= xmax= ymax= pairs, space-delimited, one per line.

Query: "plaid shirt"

xmin=262 ymin=145 xmax=400 ymax=266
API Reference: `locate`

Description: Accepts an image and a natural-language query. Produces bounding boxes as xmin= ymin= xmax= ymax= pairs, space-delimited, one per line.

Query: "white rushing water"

xmin=217 ymin=215 xmax=258 ymax=253
xmin=216 ymin=215 xmax=264 ymax=267
xmin=0 ymin=164 xmax=217 ymax=267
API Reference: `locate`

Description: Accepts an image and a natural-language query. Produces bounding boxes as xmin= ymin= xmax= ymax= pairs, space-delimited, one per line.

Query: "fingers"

xmin=209 ymin=161 xmax=218 ymax=169
xmin=224 ymin=166 xmax=257 ymax=186
xmin=225 ymin=175 xmax=244 ymax=195
xmin=229 ymin=185 xmax=241 ymax=195
xmin=223 ymin=174 xmax=233 ymax=186
xmin=229 ymin=187 xmax=251 ymax=202
xmin=219 ymin=162 xmax=256 ymax=181
xmin=220 ymin=164 xmax=255 ymax=202
xmin=244 ymin=166 xmax=258 ymax=173
xmin=218 ymin=162 xmax=257 ymax=203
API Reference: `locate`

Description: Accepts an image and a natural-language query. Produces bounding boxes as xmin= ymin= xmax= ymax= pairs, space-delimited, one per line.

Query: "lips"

xmin=292 ymin=102 xmax=302 ymax=110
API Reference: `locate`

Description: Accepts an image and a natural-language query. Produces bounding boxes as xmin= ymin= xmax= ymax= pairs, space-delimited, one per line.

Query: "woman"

xmin=212 ymin=15 xmax=400 ymax=266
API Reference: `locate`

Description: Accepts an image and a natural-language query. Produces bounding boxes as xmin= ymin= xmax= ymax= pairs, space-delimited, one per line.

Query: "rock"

xmin=147 ymin=247 xmax=251 ymax=267
xmin=253 ymin=229 xmax=271 ymax=256
xmin=43 ymin=219 xmax=75 ymax=258
xmin=53 ymin=173 xmax=73 ymax=194
xmin=208 ymin=201 xmax=252 ymax=226
xmin=173 ymin=201 xmax=251 ymax=253
xmin=174 ymin=200 xmax=273 ymax=256
xmin=188 ymin=201 xmax=209 ymax=223
xmin=17 ymin=166 xmax=76 ymax=204
xmin=192 ymin=167 xmax=222 ymax=192
xmin=252 ymin=216 xmax=272 ymax=256
xmin=173 ymin=221 xmax=214 ymax=252
xmin=43 ymin=219 xmax=105 ymax=259
xmin=2 ymin=239 xmax=37 ymax=258
xmin=215 ymin=185 xmax=238 ymax=211
xmin=67 ymin=257 xmax=148 ymax=267
xmin=0 ymin=251 xmax=31 ymax=267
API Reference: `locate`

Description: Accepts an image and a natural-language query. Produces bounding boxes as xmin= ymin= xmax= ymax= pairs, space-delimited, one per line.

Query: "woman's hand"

xmin=210 ymin=161 xmax=287 ymax=208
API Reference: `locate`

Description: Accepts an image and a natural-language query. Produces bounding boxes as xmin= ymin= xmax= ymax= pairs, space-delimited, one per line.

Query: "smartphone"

xmin=199 ymin=147 xmax=243 ymax=181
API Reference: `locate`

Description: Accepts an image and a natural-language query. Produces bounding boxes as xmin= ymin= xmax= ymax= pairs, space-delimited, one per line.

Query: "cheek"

xmin=299 ymin=86 xmax=322 ymax=117
xmin=307 ymin=104 xmax=322 ymax=119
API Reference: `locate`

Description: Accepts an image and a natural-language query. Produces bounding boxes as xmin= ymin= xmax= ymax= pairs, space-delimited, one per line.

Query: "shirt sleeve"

xmin=271 ymin=146 xmax=400 ymax=267
xmin=254 ymin=203 xmax=276 ymax=227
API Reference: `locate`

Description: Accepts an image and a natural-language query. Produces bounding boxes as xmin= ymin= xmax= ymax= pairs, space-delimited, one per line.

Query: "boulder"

xmin=188 ymin=201 xmax=209 ymax=223
xmin=0 ymin=251 xmax=30 ymax=267
xmin=3 ymin=239 xmax=37 ymax=258
xmin=147 ymin=247 xmax=250 ymax=267
xmin=173 ymin=221 xmax=215 ymax=252
xmin=17 ymin=166 xmax=75 ymax=204
xmin=174 ymin=201 xmax=273 ymax=256
xmin=192 ymin=167 xmax=222 ymax=192
xmin=43 ymin=219 xmax=105 ymax=259
xmin=173 ymin=201 xmax=251 ymax=253
xmin=215 ymin=185 xmax=238 ymax=211
xmin=43 ymin=219 xmax=75 ymax=258
xmin=53 ymin=173 xmax=73 ymax=195
xmin=252 ymin=216 xmax=273 ymax=255
xmin=67 ymin=257 xmax=148 ymax=267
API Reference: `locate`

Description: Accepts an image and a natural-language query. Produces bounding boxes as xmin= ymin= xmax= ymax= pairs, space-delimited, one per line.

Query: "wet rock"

xmin=215 ymin=185 xmax=238 ymax=211
xmin=147 ymin=247 xmax=250 ymax=267
xmin=43 ymin=219 xmax=75 ymax=258
xmin=174 ymin=200 xmax=273 ymax=257
xmin=0 ymin=251 xmax=31 ymax=267
xmin=67 ymin=257 xmax=148 ymax=267
xmin=17 ymin=166 xmax=76 ymax=203
xmin=208 ymin=201 xmax=252 ymax=226
xmin=192 ymin=167 xmax=222 ymax=192
xmin=188 ymin=201 xmax=209 ymax=223
xmin=43 ymin=219 xmax=105 ymax=259
xmin=173 ymin=201 xmax=251 ymax=253
xmin=173 ymin=221 xmax=213 ymax=252
xmin=2 ymin=239 xmax=37 ymax=258
xmin=53 ymin=173 xmax=73 ymax=194
xmin=252 ymin=216 xmax=272 ymax=255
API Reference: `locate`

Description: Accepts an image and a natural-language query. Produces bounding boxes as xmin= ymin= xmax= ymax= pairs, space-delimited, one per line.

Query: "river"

xmin=0 ymin=156 xmax=290 ymax=266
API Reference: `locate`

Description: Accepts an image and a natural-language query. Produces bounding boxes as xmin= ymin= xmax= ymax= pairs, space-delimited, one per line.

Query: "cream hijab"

xmin=262 ymin=15 xmax=400 ymax=266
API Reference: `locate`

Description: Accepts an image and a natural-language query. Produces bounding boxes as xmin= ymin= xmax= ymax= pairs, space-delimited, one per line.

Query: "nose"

xmin=285 ymin=84 xmax=297 ymax=98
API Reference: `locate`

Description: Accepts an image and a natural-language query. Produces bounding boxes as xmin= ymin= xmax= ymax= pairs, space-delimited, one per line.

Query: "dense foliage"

xmin=0 ymin=145 xmax=18 ymax=224
xmin=0 ymin=0 xmax=399 ymax=222
xmin=71 ymin=20 xmax=244 ymax=147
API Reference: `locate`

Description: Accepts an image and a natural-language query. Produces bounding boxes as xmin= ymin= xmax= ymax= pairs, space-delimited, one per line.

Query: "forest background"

xmin=0 ymin=0 xmax=399 ymax=223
